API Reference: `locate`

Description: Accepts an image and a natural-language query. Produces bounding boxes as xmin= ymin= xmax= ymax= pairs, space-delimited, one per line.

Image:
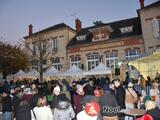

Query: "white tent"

xmin=85 ymin=63 xmax=112 ymax=75
xmin=13 ymin=69 xmax=26 ymax=78
xmin=25 ymin=69 xmax=39 ymax=78
xmin=44 ymin=66 xmax=61 ymax=77
xmin=62 ymin=65 xmax=85 ymax=77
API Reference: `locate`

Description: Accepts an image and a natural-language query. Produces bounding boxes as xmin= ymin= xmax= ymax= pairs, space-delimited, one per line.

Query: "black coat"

xmin=99 ymin=91 xmax=119 ymax=117
xmin=115 ymin=85 xmax=126 ymax=109
xmin=2 ymin=95 xmax=12 ymax=113
xmin=146 ymin=107 xmax=160 ymax=120
xmin=15 ymin=103 xmax=31 ymax=120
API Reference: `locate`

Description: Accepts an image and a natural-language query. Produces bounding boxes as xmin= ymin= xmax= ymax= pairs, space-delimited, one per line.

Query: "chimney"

xmin=139 ymin=0 xmax=144 ymax=9
xmin=29 ymin=24 xmax=33 ymax=36
xmin=75 ymin=19 xmax=81 ymax=32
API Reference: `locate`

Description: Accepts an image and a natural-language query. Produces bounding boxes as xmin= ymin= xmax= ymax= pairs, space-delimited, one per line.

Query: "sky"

xmin=0 ymin=0 xmax=157 ymax=44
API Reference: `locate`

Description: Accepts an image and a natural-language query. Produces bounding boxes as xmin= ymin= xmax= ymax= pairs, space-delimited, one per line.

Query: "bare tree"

xmin=25 ymin=35 xmax=56 ymax=81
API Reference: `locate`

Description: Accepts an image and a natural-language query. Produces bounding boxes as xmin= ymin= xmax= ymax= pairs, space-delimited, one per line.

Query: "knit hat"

xmin=57 ymin=93 xmax=68 ymax=101
xmin=85 ymin=101 xmax=100 ymax=117
xmin=143 ymin=96 xmax=151 ymax=104
xmin=128 ymin=82 xmax=133 ymax=87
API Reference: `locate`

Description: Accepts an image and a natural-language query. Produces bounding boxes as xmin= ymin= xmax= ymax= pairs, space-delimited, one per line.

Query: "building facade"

xmin=24 ymin=23 xmax=76 ymax=71
xmin=67 ymin=17 xmax=144 ymax=78
xmin=138 ymin=1 xmax=160 ymax=53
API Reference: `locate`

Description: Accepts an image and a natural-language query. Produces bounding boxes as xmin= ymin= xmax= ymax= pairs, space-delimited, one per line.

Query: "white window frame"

xmin=52 ymin=57 xmax=62 ymax=71
xmin=125 ymin=49 xmax=140 ymax=60
xmin=87 ymin=53 xmax=99 ymax=71
xmin=70 ymin=56 xmax=81 ymax=68
xmin=105 ymin=52 xmax=118 ymax=69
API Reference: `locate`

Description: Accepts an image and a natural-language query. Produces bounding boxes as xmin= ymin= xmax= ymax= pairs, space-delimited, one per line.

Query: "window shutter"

xmin=152 ymin=18 xmax=160 ymax=38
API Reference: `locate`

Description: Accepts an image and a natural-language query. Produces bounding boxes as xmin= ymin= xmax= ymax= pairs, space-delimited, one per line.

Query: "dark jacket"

xmin=29 ymin=93 xmax=39 ymax=109
xmin=115 ymin=85 xmax=126 ymax=109
xmin=11 ymin=95 xmax=21 ymax=112
xmin=54 ymin=100 xmax=75 ymax=120
xmin=15 ymin=102 xmax=31 ymax=120
xmin=73 ymin=94 xmax=83 ymax=114
xmin=146 ymin=107 xmax=160 ymax=120
xmin=99 ymin=91 xmax=119 ymax=117
xmin=2 ymin=95 xmax=12 ymax=113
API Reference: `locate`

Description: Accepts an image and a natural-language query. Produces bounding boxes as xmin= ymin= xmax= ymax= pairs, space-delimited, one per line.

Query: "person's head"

xmin=145 ymin=100 xmax=156 ymax=111
xmin=114 ymin=79 xmax=121 ymax=88
xmin=37 ymin=96 xmax=47 ymax=107
xmin=53 ymin=86 xmax=61 ymax=96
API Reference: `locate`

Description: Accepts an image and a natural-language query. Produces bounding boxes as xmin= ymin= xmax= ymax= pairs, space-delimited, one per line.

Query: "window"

xmin=87 ymin=53 xmax=99 ymax=71
xmin=70 ymin=56 xmax=81 ymax=68
xmin=105 ymin=52 xmax=118 ymax=69
xmin=52 ymin=57 xmax=62 ymax=71
xmin=120 ymin=26 xmax=133 ymax=33
xmin=32 ymin=42 xmax=36 ymax=55
xmin=52 ymin=38 xmax=57 ymax=52
xmin=76 ymin=35 xmax=86 ymax=41
xmin=125 ymin=49 xmax=140 ymax=61
xmin=152 ymin=18 xmax=160 ymax=38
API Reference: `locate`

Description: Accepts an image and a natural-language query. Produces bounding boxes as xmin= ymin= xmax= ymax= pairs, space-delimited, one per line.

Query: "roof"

xmin=138 ymin=0 xmax=160 ymax=11
xmin=24 ymin=23 xmax=76 ymax=39
xmin=67 ymin=17 xmax=142 ymax=48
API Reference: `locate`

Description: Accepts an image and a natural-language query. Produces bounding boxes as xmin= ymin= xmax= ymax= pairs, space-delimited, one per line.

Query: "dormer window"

xmin=76 ymin=35 xmax=86 ymax=41
xmin=120 ymin=26 xmax=133 ymax=33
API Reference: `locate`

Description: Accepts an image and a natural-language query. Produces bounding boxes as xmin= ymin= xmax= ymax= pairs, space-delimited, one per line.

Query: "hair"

xmin=37 ymin=96 xmax=47 ymax=107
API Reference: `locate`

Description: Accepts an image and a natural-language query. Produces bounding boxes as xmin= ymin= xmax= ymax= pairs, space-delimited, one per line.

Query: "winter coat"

xmin=146 ymin=107 xmax=160 ymax=120
xmin=73 ymin=94 xmax=83 ymax=114
xmin=15 ymin=103 xmax=31 ymax=120
xmin=53 ymin=100 xmax=75 ymax=120
xmin=115 ymin=85 xmax=126 ymax=109
xmin=29 ymin=93 xmax=39 ymax=109
xmin=99 ymin=91 xmax=119 ymax=117
xmin=31 ymin=106 xmax=53 ymax=120
xmin=2 ymin=95 xmax=12 ymax=113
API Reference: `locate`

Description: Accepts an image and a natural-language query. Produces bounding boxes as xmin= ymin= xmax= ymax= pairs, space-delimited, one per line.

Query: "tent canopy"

xmin=25 ymin=69 xmax=39 ymax=78
xmin=44 ymin=66 xmax=61 ymax=77
xmin=62 ymin=65 xmax=85 ymax=77
xmin=85 ymin=63 xmax=112 ymax=75
xmin=13 ymin=69 xmax=26 ymax=78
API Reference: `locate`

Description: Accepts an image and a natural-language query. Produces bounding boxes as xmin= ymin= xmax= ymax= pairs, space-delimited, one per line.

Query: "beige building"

xmin=67 ymin=18 xmax=144 ymax=79
xmin=138 ymin=1 xmax=160 ymax=53
xmin=24 ymin=23 xmax=76 ymax=71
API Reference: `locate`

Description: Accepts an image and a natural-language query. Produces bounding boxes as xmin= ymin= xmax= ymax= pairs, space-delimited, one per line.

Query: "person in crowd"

xmin=150 ymin=82 xmax=159 ymax=107
xmin=146 ymin=76 xmax=152 ymax=96
xmin=114 ymin=79 xmax=126 ymax=110
xmin=15 ymin=100 xmax=31 ymax=120
xmin=53 ymin=93 xmax=75 ymax=120
xmin=99 ymin=87 xmax=119 ymax=120
xmin=81 ymin=84 xmax=96 ymax=107
xmin=22 ymin=87 xmax=33 ymax=103
xmin=51 ymin=85 xmax=61 ymax=109
xmin=125 ymin=82 xmax=138 ymax=109
xmin=145 ymin=100 xmax=160 ymax=120
xmin=94 ymin=87 xmax=103 ymax=102
xmin=125 ymin=82 xmax=138 ymax=120
xmin=31 ymin=96 xmax=53 ymax=120
xmin=2 ymin=90 xmax=12 ymax=120
xmin=29 ymin=85 xmax=39 ymax=109
xmin=77 ymin=101 xmax=102 ymax=120
xmin=73 ymin=84 xmax=84 ymax=114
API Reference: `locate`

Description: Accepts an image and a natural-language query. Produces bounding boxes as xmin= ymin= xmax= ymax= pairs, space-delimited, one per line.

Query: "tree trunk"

xmin=2 ymin=71 xmax=7 ymax=80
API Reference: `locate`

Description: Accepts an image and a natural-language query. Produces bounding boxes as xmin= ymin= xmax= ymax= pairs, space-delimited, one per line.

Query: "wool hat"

xmin=128 ymin=82 xmax=133 ymax=87
xmin=85 ymin=101 xmax=100 ymax=117
xmin=136 ymin=114 xmax=153 ymax=120
xmin=57 ymin=93 xmax=68 ymax=101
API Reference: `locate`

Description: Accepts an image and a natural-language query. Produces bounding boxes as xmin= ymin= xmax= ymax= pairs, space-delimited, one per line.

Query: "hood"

xmin=56 ymin=101 xmax=70 ymax=110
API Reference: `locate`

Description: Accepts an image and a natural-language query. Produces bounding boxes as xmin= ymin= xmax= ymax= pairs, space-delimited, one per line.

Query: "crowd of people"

xmin=0 ymin=74 xmax=160 ymax=120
